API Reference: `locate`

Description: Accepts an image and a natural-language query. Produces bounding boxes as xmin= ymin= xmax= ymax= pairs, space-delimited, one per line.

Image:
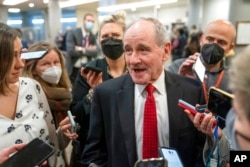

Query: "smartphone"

xmin=134 ymin=157 xmax=167 ymax=167
xmin=192 ymin=55 xmax=206 ymax=83
xmin=67 ymin=110 xmax=77 ymax=133
xmin=83 ymin=65 xmax=102 ymax=74
xmin=159 ymin=147 xmax=183 ymax=167
xmin=195 ymin=104 xmax=207 ymax=113
xmin=178 ymin=99 xmax=205 ymax=118
xmin=208 ymin=87 xmax=234 ymax=128
xmin=21 ymin=50 xmax=48 ymax=60
xmin=0 ymin=138 xmax=54 ymax=167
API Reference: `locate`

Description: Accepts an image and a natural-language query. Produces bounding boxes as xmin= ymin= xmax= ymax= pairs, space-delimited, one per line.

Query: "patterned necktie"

xmin=82 ymin=35 xmax=89 ymax=48
xmin=142 ymin=84 xmax=158 ymax=159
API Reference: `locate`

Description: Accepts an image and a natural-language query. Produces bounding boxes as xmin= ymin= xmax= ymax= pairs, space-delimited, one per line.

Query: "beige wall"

xmin=75 ymin=5 xmax=99 ymax=34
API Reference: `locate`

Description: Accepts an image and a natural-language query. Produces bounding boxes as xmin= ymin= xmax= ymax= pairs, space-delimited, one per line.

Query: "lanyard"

xmin=202 ymin=70 xmax=224 ymax=104
xmin=205 ymin=123 xmax=220 ymax=167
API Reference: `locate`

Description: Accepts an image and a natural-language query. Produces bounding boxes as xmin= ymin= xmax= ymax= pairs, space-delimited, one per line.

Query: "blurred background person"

xmin=14 ymin=27 xmax=29 ymax=49
xmin=66 ymin=13 xmax=98 ymax=84
xmin=182 ymin=32 xmax=201 ymax=58
xmin=171 ymin=27 xmax=187 ymax=61
xmin=69 ymin=11 xmax=127 ymax=167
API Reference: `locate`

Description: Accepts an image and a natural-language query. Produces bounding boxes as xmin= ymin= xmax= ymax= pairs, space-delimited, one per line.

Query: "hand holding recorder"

xmin=178 ymin=99 xmax=217 ymax=133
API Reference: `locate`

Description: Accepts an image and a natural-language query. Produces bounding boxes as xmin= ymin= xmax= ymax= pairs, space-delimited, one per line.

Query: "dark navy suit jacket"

xmin=81 ymin=71 xmax=205 ymax=167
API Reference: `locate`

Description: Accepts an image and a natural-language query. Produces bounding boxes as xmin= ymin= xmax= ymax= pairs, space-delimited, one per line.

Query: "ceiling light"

xmin=29 ymin=3 xmax=35 ymax=7
xmin=43 ymin=0 xmax=49 ymax=3
xmin=59 ymin=0 xmax=99 ymax=8
xmin=8 ymin=8 xmax=21 ymax=13
xmin=131 ymin=7 xmax=136 ymax=12
xmin=7 ymin=20 xmax=23 ymax=25
xmin=97 ymin=0 xmax=177 ymax=12
xmin=3 ymin=0 xmax=28 ymax=6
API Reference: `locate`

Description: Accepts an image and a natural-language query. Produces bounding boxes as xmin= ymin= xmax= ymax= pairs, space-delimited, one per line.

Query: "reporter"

xmin=185 ymin=45 xmax=250 ymax=166
xmin=69 ymin=11 xmax=127 ymax=166
xmin=0 ymin=22 xmax=72 ymax=167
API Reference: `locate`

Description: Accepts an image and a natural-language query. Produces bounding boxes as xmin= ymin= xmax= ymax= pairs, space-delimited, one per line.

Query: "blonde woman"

xmin=70 ymin=11 xmax=127 ymax=166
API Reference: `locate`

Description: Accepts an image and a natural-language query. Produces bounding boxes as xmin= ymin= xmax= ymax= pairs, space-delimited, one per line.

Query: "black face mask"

xmin=201 ymin=43 xmax=224 ymax=64
xmin=101 ymin=37 xmax=124 ymax=60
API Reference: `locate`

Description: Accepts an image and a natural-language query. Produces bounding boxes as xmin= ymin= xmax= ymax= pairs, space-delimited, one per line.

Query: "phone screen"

xmin=21 ymin=50 xmax=48 ymax=60
xmin=208 ymin=87 xmax=234 ymax=128
xmin=0 ymin=138 xmax=54 ymax=167
xmin=192 ymin=56 xmax=206 ymax=83
xmin=159 ymin=147 xmax=183 ymax=167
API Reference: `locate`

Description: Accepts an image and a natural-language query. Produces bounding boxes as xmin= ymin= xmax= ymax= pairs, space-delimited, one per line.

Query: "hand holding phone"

xmin=0 ymin=138 xmax=54 ymax=167
xmin=192 ymin=55 xmax=206 ymax=83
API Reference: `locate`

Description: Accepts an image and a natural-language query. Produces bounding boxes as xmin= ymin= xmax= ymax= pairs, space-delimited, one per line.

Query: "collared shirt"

xmin=134 ymin=70 xmax=169 ymax=159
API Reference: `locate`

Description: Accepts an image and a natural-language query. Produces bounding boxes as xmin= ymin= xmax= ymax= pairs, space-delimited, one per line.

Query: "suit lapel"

xmin=116 ymin=75 xmax=137 ymax=166
xmin=165 ymin=71 xmax=183 ymax=148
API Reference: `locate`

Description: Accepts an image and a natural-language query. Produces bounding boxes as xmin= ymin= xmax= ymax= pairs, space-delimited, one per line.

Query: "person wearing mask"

xmin=81 ymin=17 xmax=205 ymax=167
xmin=69 ymin=11 xmax=127 ymax=167
xmin=177 ymin=20 xmax=236 ymax=99
xmin=0 ymin=22 xmax=76 ymax=167
xmin=185 ymin=45 xmax=250 ymax=166
xmin=22 ymin=41 xmax=72 ymax=128
xmin=66 ymin=13 xmax=98 ymax=84
xmin=22 ymin=41 xmax=72 ymax=166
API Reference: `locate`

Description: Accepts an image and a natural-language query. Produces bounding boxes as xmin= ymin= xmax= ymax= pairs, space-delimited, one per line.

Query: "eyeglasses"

xmin=235 ymin=130 xmax=250 ymax=142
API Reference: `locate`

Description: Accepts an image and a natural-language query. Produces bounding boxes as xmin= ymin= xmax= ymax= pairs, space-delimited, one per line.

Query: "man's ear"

xmin=163 ymin=42 xmax=171 ymax=61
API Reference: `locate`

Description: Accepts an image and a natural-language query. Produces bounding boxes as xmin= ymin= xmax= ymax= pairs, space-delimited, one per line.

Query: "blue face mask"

xmin=85 ymin=21 xmax=94 ymax=31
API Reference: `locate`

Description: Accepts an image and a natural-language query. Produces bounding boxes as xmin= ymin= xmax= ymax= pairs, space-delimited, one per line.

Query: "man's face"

xmin=83 ymin=15 xmax=95 ymax=31
xmin=123 ymin=20 xmax=170 ymax=85
xmin=200 ymin=21 xmax=234 ymax=54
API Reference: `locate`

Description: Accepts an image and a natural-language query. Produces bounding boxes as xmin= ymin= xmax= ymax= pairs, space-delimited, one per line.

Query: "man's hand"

xmin=184 ymin=108 xmax=222 ymax=142
xmin=178 ymin=52 xmax=199 ymax=79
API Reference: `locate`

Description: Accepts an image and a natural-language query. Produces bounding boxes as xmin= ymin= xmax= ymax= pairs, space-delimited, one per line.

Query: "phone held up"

xmin=159 ymin=147 xmax=184 ymax=167
xmin=192 ymin=55 xmax=206 ymax=83
xmin=21 ymin=50 xmax=48 ymax=60
xmin=207 ymin=87 xmax=234 ymax=129
xmin=83 ymin=65 xmax=102 ymax=74
xmin=67 ymin=110 xmax=80 ymax=133
xmin=0 ymin=138 xmax=54 ymax=167
xmin=178 ymin=99 xmax=205 ymax=119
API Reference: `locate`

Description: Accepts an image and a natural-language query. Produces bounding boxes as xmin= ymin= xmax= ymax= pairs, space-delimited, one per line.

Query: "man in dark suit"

xmin=81 ymin=18 xmax=205 ymax=167
xmin=66 ymin=13 xmax=98 ymax=84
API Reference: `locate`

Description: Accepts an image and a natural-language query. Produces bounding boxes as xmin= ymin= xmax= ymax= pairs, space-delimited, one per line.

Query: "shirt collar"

xmin=135 ymin=69 xmax=165 ymax=95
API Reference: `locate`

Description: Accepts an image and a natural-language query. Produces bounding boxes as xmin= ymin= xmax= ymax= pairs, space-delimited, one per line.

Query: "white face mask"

xmin=41 ymin=66 xmax=62 ymax=84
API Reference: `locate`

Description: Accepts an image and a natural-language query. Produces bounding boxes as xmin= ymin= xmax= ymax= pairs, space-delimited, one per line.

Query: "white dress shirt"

xmin=134 ymin=70 xmax=169 ymax=159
